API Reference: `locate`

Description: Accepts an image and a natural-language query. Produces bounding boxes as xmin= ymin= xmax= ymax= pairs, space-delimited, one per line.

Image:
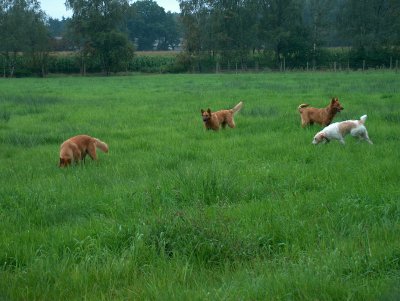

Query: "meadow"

xmin=0 ymin=72 xmax=399 ymax=300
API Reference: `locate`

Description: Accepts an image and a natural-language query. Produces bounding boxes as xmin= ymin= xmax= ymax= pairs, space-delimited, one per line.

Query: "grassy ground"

xmin=0 ymin=72 xmax=399 ymax=300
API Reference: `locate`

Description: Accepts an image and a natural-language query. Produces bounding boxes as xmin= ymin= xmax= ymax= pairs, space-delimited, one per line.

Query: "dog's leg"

xmin=339 ymin=138 xmax=346 ymax=145
xmin=301 ymin=114 xmax=309 ymax=127
xmin=87 ymin=143 xmax=98 ymax=160
xmin=227 ymin=116 xmax=236 ymax=128
xmin=362 ymin=131 xmax=373 ymax=144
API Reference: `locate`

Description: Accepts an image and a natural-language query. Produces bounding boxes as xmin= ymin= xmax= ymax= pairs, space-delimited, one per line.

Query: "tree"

xmin=0 ymin=0 xmax=50 ymax=77
xmin=127 ymin=0 xmax=180 ymax=51
xmin=256 ymin=0 xmax=309 ymax=66
xmin=337 ymin=0 xmax=400 ymax=66
xmin=66 ymin=0 xmax=134 ymax=75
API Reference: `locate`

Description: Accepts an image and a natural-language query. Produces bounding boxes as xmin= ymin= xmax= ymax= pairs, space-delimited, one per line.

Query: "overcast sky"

xmin=40 ymin=0 xmax=180 ymax=19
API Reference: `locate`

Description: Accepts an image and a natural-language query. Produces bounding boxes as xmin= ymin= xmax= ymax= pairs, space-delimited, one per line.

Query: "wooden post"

xmin=396 ymin=60 xmax=399 ymax=73
xmin=283 ymin=57 xmax=286 ymax=72
xmin=363 ymin=60 xmax=366 ymax=71
xmin=235 ymin=62 xmax=238 ymax=74
xmin=390 ymin=56 xmax=393 ymax=70
xmin=306 ymin=61 xmax=309 ymax=71
xmin=334 ymin=61 xmax=337 ymax=72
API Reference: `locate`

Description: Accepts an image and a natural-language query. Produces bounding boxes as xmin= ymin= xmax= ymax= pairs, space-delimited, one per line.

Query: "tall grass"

xmin=0 ymin=71 xmax=399 ymax=300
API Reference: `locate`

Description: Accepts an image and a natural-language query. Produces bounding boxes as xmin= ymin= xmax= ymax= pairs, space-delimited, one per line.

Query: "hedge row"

xmin=1 ymin=48 xmax=399 ymax=77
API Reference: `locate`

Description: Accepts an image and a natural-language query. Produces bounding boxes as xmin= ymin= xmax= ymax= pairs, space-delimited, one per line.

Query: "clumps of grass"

xmin=383 ymin=113 xmax=400 ymax=123
xmin=145 ymin=211 xmax=286 ymax=266
xmin=3 ymin=96 xmax=62 ymax=116
xmin=0 ymin=255 xmax=26 ymax=272
xmin=0 ymin=110 xmax=11 ymax=123
xmin=243 ymin=106 xmax=280 ymax=117
xmin=1 ymin=133 xmax=61 ymax=147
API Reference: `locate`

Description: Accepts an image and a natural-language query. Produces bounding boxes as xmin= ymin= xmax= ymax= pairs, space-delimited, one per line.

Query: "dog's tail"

xmin=298 ymin=103 xmax=309 ymax=112
xmin=94 ymin=138 xmax=109 ymax=153
xmin=232 ymin=101 xmax=243 ymax=114
xmin=359 ymin=115 xmax=368 ymax=125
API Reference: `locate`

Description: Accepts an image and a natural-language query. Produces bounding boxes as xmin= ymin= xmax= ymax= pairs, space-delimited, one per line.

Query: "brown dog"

xmin=201 ymin=101 xmax=243 ymax=131
xmin=59 ymin=135 xmax=108 ymax=167
xmin=298 ymin=97 xmax=343 ymax=127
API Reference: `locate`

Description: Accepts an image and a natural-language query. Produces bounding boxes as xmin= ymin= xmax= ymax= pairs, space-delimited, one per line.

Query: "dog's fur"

xmin=59 ymin=135 xmax=109 ymax=167
xmin=312 ymin=115 xmax=373 ymax=145
xmin=298 ymin=97 xmax=344 ymax=127
xmin=201 ymin=101 xmax=243 ymax=131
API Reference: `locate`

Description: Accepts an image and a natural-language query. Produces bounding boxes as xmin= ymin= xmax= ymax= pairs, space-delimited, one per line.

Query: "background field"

xmin=0 ymin=72 xmax=399 ymax=300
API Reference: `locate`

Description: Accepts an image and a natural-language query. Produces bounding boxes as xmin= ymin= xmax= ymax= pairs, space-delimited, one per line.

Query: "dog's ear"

xmin=331 ymin=97 xmax=336 ymax=103
xmin=207 ymin=108 xmax=211 ymax=114
xmin=201 ymin=109 xmax=204 ymax=113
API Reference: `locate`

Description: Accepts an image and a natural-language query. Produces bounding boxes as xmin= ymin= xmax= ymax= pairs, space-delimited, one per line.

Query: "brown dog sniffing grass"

xmin=59 ymin=135 xmax=108 ymax=167
xmin=298 ymin=97 xmax=343 ymax=127
xmin=201 ymin=101 xmax=243 ymax=131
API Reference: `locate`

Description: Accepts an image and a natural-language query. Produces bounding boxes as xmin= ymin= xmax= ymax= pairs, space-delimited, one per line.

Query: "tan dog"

xmin=201 ymin=101 xmax=243 ymax=131
xmin=298 ymin=97 xmax=343 ymax=127
xmin=59 ymin=135 xmax=108 ymax=167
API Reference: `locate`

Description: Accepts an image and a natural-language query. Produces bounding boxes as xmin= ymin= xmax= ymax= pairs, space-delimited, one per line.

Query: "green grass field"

xmin=0 ymin=72 xmax=399 ymax=300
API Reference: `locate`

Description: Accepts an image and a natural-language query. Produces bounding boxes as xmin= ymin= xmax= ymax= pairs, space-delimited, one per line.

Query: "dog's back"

xmin=299 ymin=98 xmax=343 ymax=127
xmin=201 ymin=101 xmax=243 ymax=131
xmin=59 ymin=135 xmax=108 ymax=167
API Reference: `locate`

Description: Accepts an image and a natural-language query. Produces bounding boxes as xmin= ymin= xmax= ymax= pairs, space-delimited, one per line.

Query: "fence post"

xmin=216 ymin=61 xmax=219 ymax=74
xmin=306 ymin=61 xmax=309 ymax=71
xmin=283 ymin=57 xmax=286 ymax=72
xmin=363 ymin=60 xmax=366 ymax=71
xmin=235 ymin=62 xmax=238 ymax=74
xmin=396 ymin=60 xmax=399 ymax=73
xmin=334 ymin=61 xmax=337 ymax=72
xmin=390 ymin=56 xmax=393 ymax=70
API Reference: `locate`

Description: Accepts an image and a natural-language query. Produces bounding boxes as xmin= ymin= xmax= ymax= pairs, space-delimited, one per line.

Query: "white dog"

xmin=312 ymin=115 xmax=373 ymax=145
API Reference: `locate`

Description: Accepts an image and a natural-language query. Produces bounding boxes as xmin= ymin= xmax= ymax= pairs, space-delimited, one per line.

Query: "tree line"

xmin=179 ymin=0 xmax=400 ymax=70
xmin=0 ymin=0 xmax=181 ymax=76
xmin=1 ymin=0 xmax=399 ymax=76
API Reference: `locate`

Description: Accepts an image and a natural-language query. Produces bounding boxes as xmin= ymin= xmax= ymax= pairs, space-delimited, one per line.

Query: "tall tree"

xmin=338 ymin=0 xmax=395 ymax=50
xmin=127 ymin=0 xmax=180 ymax=50
xmin=256 ymin=0 xmax=308 ymax=66
xmin=66 ymin=0 xmax=134 ymax=75
xmin=303 ymin=0 xmax=335 ymax=67
xmin=0 ymin=0 xmax=50 ymax=77
xmin=179 ymin=0 xmax=211 ymax=54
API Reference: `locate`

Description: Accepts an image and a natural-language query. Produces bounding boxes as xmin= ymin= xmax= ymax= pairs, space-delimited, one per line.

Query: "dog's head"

xmin=312 ymin=132 xmax=328 ymax=145
xmin=59 ymin=157 xmax=71 ymax=168
xmin=330 ymin=97 xmax=343 ymax=113
xmin=201 ymin=108 xmax=212 ymax=122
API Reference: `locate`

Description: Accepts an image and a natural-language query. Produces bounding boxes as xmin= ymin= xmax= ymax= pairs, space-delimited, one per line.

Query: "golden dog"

xmin=298 ymin=97 xmax=343 ymax=127
xmin=201 ymin=101 xmax=243 ymax=131
xmin=59 ymin=135 xmax=108 ymax=167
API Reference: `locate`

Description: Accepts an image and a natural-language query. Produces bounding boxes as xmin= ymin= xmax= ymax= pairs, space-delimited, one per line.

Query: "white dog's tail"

xmin=359 ymin=115 xmax=368 ymax=125
xmin=232 ymin=101 xmax=243 ymax=113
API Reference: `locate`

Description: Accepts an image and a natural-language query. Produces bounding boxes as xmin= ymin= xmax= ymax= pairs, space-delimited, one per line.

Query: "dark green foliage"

xmin=127 ymin=0 xmax=181 ymax=51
